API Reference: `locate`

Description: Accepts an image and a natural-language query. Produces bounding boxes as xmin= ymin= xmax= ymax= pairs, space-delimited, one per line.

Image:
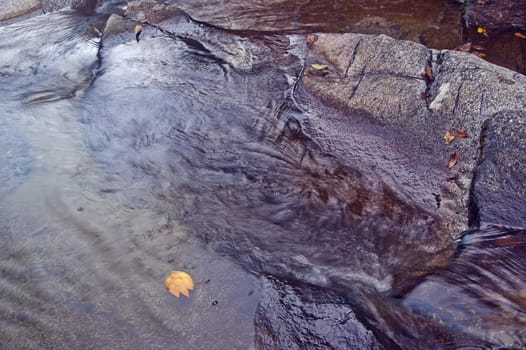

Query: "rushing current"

xmin=1 ymin=1 xmax=525 ymax=349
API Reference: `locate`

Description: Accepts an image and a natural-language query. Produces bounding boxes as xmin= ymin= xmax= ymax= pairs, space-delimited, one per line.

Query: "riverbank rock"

xmin=301 ymin=33 xmax=526 ymax=230
xmin=0 ymin=0 xmax=96 ymax=22
xmin=125 ymin=0 xmax=180 ymax=23
xmin=465 ymin=0 xmax=526 ymax=31
xmin=0 ymin=0 xmax=40 ymax=21
xmin=469 ymin=110 xmax=526 ymax=227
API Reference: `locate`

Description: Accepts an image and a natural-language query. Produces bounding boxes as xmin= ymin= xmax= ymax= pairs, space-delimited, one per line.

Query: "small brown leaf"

xmin=448 ymin=153 xmax=458 ymax=169
xmin=306 ymin=34 xmax=316 ymax=43
xmin=425 ymin=65 xmax=433 ymax=81
xmin=134 ymin=24 xmax=143 ymax=43
xmin=450 ymin=129 xmax=468 ymax=138
xmin=165 ymin=271 xmax=194 ymax=298
xmin=473 ymin=52 xmax=486 ymax=58
xmin=444 ymin=131 xmax=455 ymax=144
xmin=515 ymin=32 xmax=526 ymax=39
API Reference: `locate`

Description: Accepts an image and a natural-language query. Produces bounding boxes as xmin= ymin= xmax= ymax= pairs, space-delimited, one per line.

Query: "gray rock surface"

xmin=302 ymin=33 xmax=526 ymax=232
xmin=0 ymin=0 xmax=41 ymax=21
xmin=469 ymin=110 xmax=526 ymax=227
xmin=0 ymin=0 xmax=96 ymax=22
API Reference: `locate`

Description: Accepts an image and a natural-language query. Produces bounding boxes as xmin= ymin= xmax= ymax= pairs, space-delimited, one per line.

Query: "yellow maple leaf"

xmin=165 ymin=271 xmax=194 ymax=298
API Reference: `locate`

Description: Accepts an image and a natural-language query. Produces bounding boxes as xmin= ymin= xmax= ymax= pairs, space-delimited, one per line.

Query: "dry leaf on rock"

xmin=311 ymin=63 xmax=328 ymax=70
xmin=450 ymin=129 xmax=468 ymax=138
xmin=448 ymin=153 xmax=458 ymax=169
xmin=306 ymin=34 xmax=316 ymax=43
xmin=134 ymin=24 xmax=143 ymax=43
xmin=444 ymin=131 xmax=455 ymax=144
xmin=515 ymin=32 xmax=526 ymax=39
xmin=165 ymin=271 xmax=194 ymax=298
xmin=424 ymin=65 xmax=433 ymax=82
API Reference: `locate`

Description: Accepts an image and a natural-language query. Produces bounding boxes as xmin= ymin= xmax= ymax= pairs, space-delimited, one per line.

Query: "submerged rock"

xmin=255 ymin=277 xmax=382 ymax=350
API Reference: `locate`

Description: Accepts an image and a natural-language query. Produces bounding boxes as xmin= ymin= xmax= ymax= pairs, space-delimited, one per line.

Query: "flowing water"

xmin=1 ymin=1 xmax=525 ymax=349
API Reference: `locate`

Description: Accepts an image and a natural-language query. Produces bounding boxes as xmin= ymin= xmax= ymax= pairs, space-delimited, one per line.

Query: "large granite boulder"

xmin=302 ymin=32 xmax=526 ymax=229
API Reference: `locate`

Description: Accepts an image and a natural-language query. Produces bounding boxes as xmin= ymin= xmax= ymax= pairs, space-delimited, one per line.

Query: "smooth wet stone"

xmin=0 ymin=0 xmax=41 ymax=21
xmin=465 ymin=0 xmax=526 ymax=31
xmin=255 ymin=277 xmax=382 ymax=350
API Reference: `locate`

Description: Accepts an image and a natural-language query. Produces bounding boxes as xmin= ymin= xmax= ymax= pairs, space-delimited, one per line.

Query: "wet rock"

xmin=302 ymin=33 xmax=526 ymax=233
xmin=125 ymin=0 xmax=181 ymax=23
xmin=255 ymin=277 xmax=382 ymax=350
xmin=0 ymin=0 xmax=41 ymax=21
xmin=419 ymin=27 xmax=462 ymax=50
xmin=41 ymin=0 xmax=97 ymax=14
xmin=102 ymin=13 xmax=127 ymax=39
xmin=465 ymin=0 xmax=526 ymax=31
xmin=469 ymin=111 xmax=526 ymax=227
xmin=0 ymin=0 xmax=97 ymax=22
xmin=89 ymin=8 xmax=525 ymax=348
xmin=404 ymin=226 xmax=526 ymax=347
xmin=349 ymin=16 xmax=402 ymax=39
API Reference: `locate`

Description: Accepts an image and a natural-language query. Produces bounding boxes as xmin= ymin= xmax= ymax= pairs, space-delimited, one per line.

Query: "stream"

xmin=1 ymin=1 xmax=525 ymax=349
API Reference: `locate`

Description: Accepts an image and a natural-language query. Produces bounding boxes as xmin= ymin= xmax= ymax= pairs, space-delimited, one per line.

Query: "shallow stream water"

xmin=1 ymin=1 xmax=525 ymax=349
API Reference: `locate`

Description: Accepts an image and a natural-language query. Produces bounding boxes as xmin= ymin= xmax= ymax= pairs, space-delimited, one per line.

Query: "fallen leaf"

xmin=165 ymin=271 xmax=194 ymax=298
xmin=306 ymin=34 xmax=316 ymax=43
xmin=450 ymin=129 xmax=468 ymax=138
xmin=515 ymin=32 xmax=526 ymax=39
xmin=134 ymin=24 xmax=143 ymax=43
xmin=473 ymin=52 xmax=486 ymax=58
xmin=477 ymin=26 xmax=486 ymax=34
xmin=444 ymin=131 xmax=455 ymax=144
xmin=311 ymin=63 xmax=328 ymax=70
xmin=448 ymin=153 xmax=458 ymax=169
xmin=424 ymin=65 xmax=433 ymax=81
